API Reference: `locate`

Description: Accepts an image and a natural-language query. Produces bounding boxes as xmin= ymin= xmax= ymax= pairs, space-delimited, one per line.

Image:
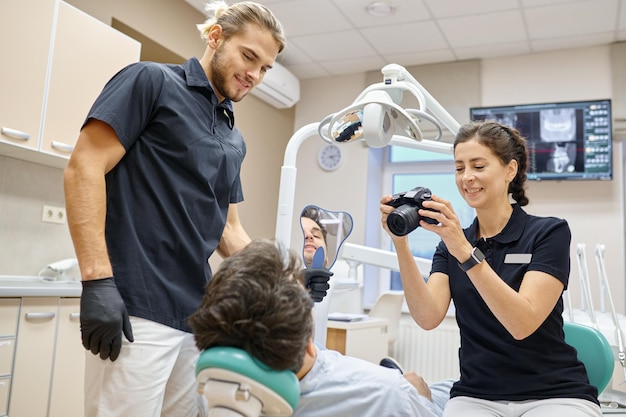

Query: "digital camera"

xmin=385 ymin=186 xmax=438 ymax=236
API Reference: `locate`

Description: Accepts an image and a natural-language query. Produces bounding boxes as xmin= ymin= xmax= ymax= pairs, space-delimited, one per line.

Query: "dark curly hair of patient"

xmin=188 ymin=239 xmax=314 ymax=373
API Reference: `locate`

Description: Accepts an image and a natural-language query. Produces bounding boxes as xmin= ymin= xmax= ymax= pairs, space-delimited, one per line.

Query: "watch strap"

xmin=458 ymin=247 xmax=485 ymax=272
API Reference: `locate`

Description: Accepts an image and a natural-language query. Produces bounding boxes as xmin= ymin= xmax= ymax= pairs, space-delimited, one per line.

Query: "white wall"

xmin=482 ymin=46 xmax=625 ymax=314
xmin=294 ymin=45 xmax=626 ymax=313
xmin=289 ymin=72 xmax=370 ymax=250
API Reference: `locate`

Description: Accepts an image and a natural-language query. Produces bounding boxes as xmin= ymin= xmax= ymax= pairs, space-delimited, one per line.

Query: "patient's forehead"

xmin=301 ymin=216 xmax=319 ymax=231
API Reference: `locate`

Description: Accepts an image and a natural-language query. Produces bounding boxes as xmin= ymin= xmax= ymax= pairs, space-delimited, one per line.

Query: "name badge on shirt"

xmin=504 ymin=253 xmax=532 ymax=264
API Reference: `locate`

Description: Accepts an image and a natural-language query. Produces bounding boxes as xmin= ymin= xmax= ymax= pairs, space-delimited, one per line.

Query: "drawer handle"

xmin=1 ymin=127 xmax=30 ymax=141
xmin=69 ymin=312 xmax=80 ymax=321
xmin=51 ymin=140 xmax=74 ymax=153
xmin=25 ymin=312 xmax=56 ymax=321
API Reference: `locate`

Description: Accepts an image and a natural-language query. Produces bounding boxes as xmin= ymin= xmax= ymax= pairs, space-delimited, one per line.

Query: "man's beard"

xmin=210 ymin=46 xmax=246 ymax=102
xmin=303 ymin=255 xmax=313 ymax=268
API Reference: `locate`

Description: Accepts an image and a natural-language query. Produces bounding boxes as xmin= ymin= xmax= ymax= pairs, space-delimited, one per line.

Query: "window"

xmin=363 ymin=145 xmax=475 ymax=304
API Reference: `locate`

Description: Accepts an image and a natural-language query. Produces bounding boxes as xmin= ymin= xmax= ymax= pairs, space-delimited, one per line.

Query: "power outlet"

xmin=42 ymin=205 xmax=67 ymax=224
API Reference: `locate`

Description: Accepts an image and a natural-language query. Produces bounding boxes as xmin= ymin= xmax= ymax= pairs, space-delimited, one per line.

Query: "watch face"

xmin=459 ymin=247 xmax=485 ymax=272
xmin=318 ymin=144 xmax=343 ymax=171
xmin=472 ymin=247 xmax=485 ymax=262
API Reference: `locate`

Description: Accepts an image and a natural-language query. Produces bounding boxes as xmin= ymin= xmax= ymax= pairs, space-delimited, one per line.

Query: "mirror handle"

xmin=311 ymin=247 xmax=325 ymax=269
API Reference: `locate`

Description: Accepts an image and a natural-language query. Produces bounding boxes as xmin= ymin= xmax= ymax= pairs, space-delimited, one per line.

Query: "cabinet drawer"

xmin=0 ymin=299 xmax=20 ymax=336
xmin=9 ymin=297 xmax=57 ymax=417
xmin=49 ymin=298 xmax=83 ymax=417
xmin=0 ymin=338 xmax=15 ymax=375
xmin=0 ymin=375 xmax=10 ymax=416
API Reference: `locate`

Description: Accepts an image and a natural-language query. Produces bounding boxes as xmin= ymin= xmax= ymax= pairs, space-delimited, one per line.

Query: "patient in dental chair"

xmin=188 ymin=239 xmax=453 ymax=417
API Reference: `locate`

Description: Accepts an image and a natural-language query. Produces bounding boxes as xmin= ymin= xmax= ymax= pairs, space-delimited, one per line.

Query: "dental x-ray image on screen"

xmin=470 ymin=99 xmax=612 ymax=181
xmin=539 ymin=108 xmax=578 ymax=174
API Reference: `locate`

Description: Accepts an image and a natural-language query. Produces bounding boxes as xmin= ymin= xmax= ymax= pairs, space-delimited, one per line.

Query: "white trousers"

xmin=84 ymin=316 xmax=208 ymax=417
xmin=443 ymin=396 xmax=602 ymax=417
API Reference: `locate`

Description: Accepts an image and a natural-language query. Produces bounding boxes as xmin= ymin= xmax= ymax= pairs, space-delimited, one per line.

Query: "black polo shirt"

xmin=431 ymin=204 xmax=598 ymax=404
xmin=85 ymin=58 xmax=245 ymax=332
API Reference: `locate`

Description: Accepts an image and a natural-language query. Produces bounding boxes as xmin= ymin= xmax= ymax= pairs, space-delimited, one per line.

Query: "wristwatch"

xmin=459 ymin=247 xmax=485 ymax=272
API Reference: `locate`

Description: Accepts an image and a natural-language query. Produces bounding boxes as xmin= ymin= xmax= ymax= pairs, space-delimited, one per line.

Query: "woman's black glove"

xmin=304 ymin=268 xmax=333 ymax=303
xmin=80 ymin=277 xmax=134 ymax=361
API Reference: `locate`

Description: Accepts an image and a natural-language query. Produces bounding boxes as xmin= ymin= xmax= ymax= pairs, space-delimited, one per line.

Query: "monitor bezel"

xmin=469 ymin=99 xmax=613 ymax=181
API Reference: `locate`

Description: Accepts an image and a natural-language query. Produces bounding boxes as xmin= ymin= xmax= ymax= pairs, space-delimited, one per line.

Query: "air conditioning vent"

xmin=250 ymin=61 xmax=300 ymax=109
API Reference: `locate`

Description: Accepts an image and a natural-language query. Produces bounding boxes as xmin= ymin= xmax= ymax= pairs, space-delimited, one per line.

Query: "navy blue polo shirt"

xmin=85 ymin=58 xmax=245 ymax=332
xmin=431 ymin=204 xmax=598 ymax=404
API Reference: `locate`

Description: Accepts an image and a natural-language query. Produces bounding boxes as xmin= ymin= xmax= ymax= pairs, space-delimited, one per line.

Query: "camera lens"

xmin=386 ymin=204 xmax=420 ymax=236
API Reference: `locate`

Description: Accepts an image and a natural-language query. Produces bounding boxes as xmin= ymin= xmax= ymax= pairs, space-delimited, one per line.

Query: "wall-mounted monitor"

xmin=470 ymin=99 xmax=612 ymax=181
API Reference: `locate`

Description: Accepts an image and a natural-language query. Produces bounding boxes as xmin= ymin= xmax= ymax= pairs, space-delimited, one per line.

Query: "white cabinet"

xmin=0 ymin=299 xmax=20 ymax=417
xmin=9 ymin=297 xmax=58 ymax=417
xmin=0 ymin=0 xmax=141 ymax=168
xmin=0 ymin=0 xmax=55 ymax=153
xmin=326 ymin=318 xmax=389 ymax=364
xmin=1 ymin=297 xmax=83 ymax=417
xmin=48 ymin=298 xmax=83 ymax=417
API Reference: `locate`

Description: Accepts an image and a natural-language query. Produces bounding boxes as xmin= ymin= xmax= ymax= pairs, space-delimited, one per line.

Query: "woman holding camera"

xmin=379 ymin=120 xmax=601 ymax=417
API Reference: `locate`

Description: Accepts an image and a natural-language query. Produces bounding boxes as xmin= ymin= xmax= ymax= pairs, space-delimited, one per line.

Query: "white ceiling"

xmin=185 ymin=0 xmax=626 ymax=80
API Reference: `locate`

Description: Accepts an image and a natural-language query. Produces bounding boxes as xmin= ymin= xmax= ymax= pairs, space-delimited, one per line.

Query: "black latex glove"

xmin=304 ymin=268 xmax=333 ymax=303
xmin=80 ymin=277 xmax=134 ymax=361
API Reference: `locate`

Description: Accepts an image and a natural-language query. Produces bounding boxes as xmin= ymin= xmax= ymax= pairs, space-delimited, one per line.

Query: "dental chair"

xmin=196 ymin=347 xmax=300 ymax=417
xmin=563 ymin=321 xmax=615 ymax=393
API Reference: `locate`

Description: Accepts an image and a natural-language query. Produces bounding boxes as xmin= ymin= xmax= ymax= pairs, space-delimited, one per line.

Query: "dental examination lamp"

xmin=274 ymin=64 xmax=460 ymax=347
xmin=318 ymin=63 xmax=460 ymax=149
xmin=275 ymin=63 xmax=459 ymax=249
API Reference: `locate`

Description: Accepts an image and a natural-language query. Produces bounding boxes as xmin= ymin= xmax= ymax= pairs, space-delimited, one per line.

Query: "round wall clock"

xmin=317 ymin=143 xmax=343 ymax=171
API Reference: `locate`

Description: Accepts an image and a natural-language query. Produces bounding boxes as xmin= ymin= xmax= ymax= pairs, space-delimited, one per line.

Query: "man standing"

xmin=64 ymin=2 xmax=286 ymax=416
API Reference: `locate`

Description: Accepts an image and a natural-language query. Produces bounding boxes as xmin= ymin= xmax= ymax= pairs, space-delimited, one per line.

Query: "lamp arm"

xmin=340 ymin=242 xmax=432 ymax=276
xmin=382 ymin=64 xmax=461 ymax=135
xmin=275 ymin=122 xmax=321 ymax=249
xmin=389 ymin=135 xmax=453 ymax=154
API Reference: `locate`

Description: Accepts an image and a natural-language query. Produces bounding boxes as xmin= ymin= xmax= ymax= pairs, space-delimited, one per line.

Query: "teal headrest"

xmin=196 ymin=346 xmax=300 ymax=410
